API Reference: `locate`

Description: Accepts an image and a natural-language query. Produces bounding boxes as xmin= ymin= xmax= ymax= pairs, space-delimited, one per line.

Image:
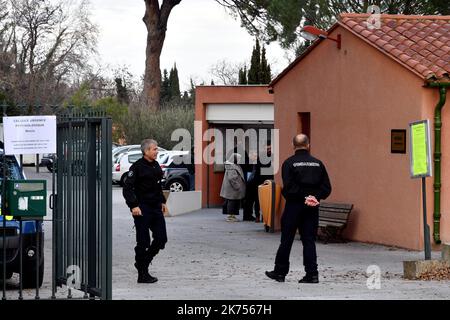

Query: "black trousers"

xmin=243 ymin=182 xmax=260 ymax=219
xmin=133 ymin=202 xmax=168 ymax=269
xmin=222 ymin=199 xmax=241 ymax=216
xmin=274 ymin=201 xmax=319 ymax=276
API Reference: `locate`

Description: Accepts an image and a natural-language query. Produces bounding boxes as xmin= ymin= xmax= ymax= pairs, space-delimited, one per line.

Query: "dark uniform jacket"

xmin=123 ymin=157 xmax=166 ymax=209
xmin=281 ymin=149 xmax=332 ymax=202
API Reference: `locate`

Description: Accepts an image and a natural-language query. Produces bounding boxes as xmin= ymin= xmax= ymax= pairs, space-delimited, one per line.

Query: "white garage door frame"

xmin=206 ymin=103 xmax=274 ymax=124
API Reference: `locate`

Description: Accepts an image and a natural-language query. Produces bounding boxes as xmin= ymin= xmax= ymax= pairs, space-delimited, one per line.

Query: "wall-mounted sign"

xmin=409 ymin=120 xmax=432 ymax=178
xmin=391 ymin=129 xmax=406 ymax=154
xmin=3 ymin=116 xmax=57 ymax=155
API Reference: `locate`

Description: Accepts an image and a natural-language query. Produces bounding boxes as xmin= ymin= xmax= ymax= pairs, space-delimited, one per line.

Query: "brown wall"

xmin=272 ymin=26 xmax=442 ymax=250
xmin=194 ymin=86 xmax=274 ymax=207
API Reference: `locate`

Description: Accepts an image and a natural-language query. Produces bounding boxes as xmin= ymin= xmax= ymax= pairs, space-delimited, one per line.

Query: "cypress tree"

xmin=160 ymin=69 xmax=170 ymax=105
xmin=260 ymin=46 xmax=271 ymax=84
xmin=266 ymin=65 xmax=272 ymax=84
xmin=189 ymin=78 xmax=196 ymax=103
xmin=115 ymin=77 xmax=129 ymax=104
xmin=247 ymin=39 xmax=261 ymax=84
xmin=247 ymin=39 xmax=271 ymax=84
xmin=169 ymin=63 xmax=180 ymax=101
xmin=238 ymin=66 xmax=248 ymax=85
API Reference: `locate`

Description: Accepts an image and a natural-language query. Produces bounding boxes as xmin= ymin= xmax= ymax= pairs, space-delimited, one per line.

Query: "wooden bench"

xmin=318 ymin=202 xmax=353 ymax=243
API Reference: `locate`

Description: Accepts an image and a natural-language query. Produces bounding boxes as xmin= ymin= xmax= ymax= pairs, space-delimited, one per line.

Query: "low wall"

xmin=164 ymin=191 xmax=202 ymax=216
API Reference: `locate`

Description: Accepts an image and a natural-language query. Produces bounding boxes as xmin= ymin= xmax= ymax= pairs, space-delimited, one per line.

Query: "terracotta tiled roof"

xmin=339 ymin=13 xmax=450 ymax=81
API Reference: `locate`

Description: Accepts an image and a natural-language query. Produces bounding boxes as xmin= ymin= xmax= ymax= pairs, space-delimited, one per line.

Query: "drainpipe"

xmin=427 ymin=82 xmax=450 ymax=244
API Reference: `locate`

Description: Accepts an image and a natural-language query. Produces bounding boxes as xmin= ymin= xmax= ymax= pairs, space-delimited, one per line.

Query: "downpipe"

xmin=428 ymin=83 xmax=449 ymax=244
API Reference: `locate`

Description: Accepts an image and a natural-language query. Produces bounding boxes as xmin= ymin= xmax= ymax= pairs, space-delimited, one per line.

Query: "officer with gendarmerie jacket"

xmin=266 ymin=134 xmax=331 ymax=284
xmin=123 ymin=139 xmax=168 ymax=284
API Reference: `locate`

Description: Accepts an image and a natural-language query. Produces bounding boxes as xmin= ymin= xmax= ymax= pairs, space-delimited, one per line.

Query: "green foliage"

xmin=161 ymin=63 xmax=181 ymax=107
xmin=0 ymin=91 xmax=20 ymax=116
xmin=120 ymin=104 xmax=194 ymax=149
xmin=64 ymin=83 xmax=91 ymax=107
xmin=238 ymin=66 xmax=248 ymax=84
xmin=161 ymin=69 xmax=170 ymax=104
xmin=260 ymin=46 xmax=271 ymax=84
xmin=93 ymin=97 xmax=127 ymax=121
xmin=63 ymin=82 xmax=130 ymax=143
xmin=115 ymin=78 xmax=130 ymax=104
xmin=244 ymin=39 xmax=271 ymax=84
xmin=169 ymin=64 xmax=181 ymax=100
xmin=217 ymin=0 xmax=450 ymax=55
xmin=93 ymin=97 xmax=128 ymax=142
xmin=248 ymin=39 xmax=261 ymax=84
xmin=188 ymin=78 xmax=196 ymax=103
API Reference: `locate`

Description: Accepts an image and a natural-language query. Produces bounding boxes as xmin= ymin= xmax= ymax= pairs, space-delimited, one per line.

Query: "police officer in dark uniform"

xmin=266 ymin=134 xmax=331 ymax=283
xmin=123 ymin=139 xmax=168 ymax=283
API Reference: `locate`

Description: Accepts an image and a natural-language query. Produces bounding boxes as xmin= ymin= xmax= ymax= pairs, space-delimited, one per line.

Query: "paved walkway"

xmin=4 ymin=171 xmax=449 ymax=300
xmin=111 ymin=189 xmax=449 ymax=300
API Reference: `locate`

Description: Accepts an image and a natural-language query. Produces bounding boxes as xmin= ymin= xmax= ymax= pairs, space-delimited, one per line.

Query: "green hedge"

xmin=120 ymin=105 xmax=194 ymax=150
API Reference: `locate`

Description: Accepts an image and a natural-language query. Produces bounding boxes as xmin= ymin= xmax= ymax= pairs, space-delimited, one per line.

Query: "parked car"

xmin=112 ymin=149 xmax=186 ymax=187
xmin=40 ymin=154 xmax=56 ymax=172
xmin=112 ymin=145 xmax=139 ymax=164
xmin=112 ymin=145 xmax=167 ymax=164
xmin=112 ymin=142 xmax=121 ymax=150
xmin=0 ymin=150 xmax=44 ymax=288
xmin=161 ymin=153 xmax=192 ymax=192
xmin=112 ymin=150 xmax=142 ymax=186
xmin=159 ymin=150 xmax=189 ymax=169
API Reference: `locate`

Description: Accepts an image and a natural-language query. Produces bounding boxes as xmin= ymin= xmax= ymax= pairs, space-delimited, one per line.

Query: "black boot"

xmin=135 ymin=263 xmax=158 ymax=283
xmin=298 ymin=274 xmax=319 ymax=283
xmin=265 ymin=270 xmax=285 ymax=282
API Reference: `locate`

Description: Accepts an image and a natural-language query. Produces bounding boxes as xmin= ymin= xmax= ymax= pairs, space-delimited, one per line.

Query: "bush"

xmin=120 ymin=104 xmax=194 ymax=150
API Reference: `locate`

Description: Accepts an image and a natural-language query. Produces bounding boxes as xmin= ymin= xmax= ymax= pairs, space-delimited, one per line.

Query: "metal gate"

xmin=1 ymin=105 xmax=112 ymax=300
xmin=54 ymin=111 xmax=112 ymax=299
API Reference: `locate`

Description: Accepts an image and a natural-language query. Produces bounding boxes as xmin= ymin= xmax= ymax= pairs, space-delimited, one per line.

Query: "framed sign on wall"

xmin=391 ymin=129 xmax=406 ymax=154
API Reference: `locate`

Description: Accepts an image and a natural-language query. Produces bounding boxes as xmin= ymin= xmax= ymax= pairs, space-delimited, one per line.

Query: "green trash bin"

xmin=5 ymin=180 xmax=47 ymax=217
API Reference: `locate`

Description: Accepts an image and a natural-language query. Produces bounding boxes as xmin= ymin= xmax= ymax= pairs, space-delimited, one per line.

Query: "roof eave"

xmin=269 ymin=23 xmax=340 ymax=90
xmin=336 ymin=20 xmax=428 ymax=82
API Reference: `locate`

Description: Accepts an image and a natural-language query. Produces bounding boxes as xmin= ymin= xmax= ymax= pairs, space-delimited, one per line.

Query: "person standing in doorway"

xmin=220 ymin=153 xmax=246 ymax=222
xmin=266 ymin=134 xmax=331 ymax=283
xmin=243 ymin=145 xmax=273 ymax=222
xmin=123 ymin=139 xmax=168 ymax=283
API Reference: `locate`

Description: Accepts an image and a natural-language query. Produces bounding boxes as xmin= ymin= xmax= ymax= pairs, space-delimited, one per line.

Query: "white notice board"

xmin=3 ymin=116 xmax=57 ymax=155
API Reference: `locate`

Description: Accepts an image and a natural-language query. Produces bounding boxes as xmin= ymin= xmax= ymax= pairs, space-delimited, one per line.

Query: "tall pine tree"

xmin=161 ymin=63 xmax=181 ymax=106
xmin=169 ymin=63 xmax=180 ymax=101
xmin=238 ymin=66 xmax=247 ymax=84
xmin=115 ymin=78 xmax=130 ymax=104
xmin=260 ymin=46 xmax=271 ymax=84
xmin=247 ymin=39 xmax=261 ymax=84
xmin=160 ymin=69 xmax=170 ymax=105
xmin=243 ymin=39 xmax=271 ymax=85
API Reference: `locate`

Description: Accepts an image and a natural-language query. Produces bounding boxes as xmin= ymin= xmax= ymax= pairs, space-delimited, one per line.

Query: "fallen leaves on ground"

xmin=417 ymin=266 xmax=450 ymax=281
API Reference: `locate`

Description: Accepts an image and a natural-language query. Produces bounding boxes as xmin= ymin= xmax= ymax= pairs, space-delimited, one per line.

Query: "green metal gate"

xmin=54 ymin=111 xmax=112 ymax=299
xmin=1 ymin=104 xmax=112 ymax=300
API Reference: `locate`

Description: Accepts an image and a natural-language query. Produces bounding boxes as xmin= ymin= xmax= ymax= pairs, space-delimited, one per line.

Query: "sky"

xmin=89 ymin=0 xmax=291 ymax=91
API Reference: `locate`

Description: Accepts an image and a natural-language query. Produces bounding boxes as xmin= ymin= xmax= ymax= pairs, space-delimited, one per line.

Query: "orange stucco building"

xmin=194 ymin=86 xmax=274 ymax=207
xmin=195 ymin=14 xmax=450 ymax=250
